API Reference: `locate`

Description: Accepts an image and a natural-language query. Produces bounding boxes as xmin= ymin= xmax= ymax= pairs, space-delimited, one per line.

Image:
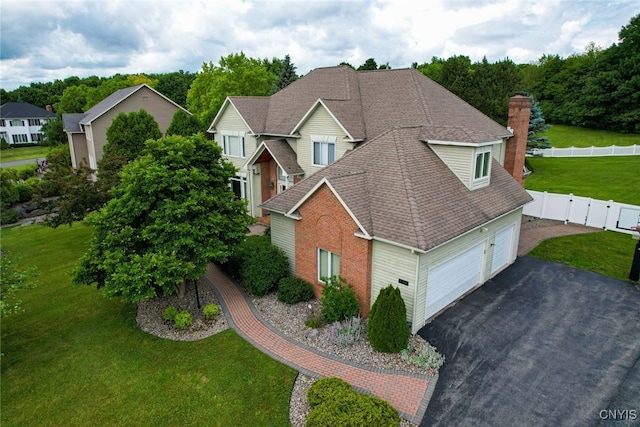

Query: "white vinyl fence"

xmin=523 ymin=190 xmax=640 ymax=235
xmin=533 ymin=145 xmax=640 ymax=157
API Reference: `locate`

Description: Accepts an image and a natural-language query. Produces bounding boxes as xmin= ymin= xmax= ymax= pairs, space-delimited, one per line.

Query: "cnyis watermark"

xmin=598 ymin=409 xmax=638 ymax=421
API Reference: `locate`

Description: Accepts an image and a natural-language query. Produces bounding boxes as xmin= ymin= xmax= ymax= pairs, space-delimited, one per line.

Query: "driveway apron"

xmin=419 ymin=256 xmax=640 ymax=427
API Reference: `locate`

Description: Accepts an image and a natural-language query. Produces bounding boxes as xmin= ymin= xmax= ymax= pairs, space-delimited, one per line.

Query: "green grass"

xmin=529 ymin=231 xmax=637 ymax=282
xmin=1 ymin=224 xmax=297 ymax=427
xmin=525 ymin=156 xmax=640 ymax=206
xmin=0 ymin=146 xmax=50 ymax=163
xmin=544 ymin=125 xmax=640 ymax=148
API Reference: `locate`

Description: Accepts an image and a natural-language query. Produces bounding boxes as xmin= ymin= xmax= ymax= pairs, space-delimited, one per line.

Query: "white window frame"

xmin=28 ymin=119 xmax=41 ymax=126
xmin=276 ymin=165 xmax=294 ymax=194
xmin=221 ymin=132 xmax=245 ymax=158
xmin=230 ymin=175 xmax=247 ymax=199
xmin=474 ymin=147 xmax=492 ymax=180
xmin=311 ymin=135 xmax=337 ymax=167
xmin=12 ymin=134 xmax=28 ymax=143
xmin=318 ymin=248 xmax=340 ymax=282
xmin=10 ymin=120 xmax=24 ymax=127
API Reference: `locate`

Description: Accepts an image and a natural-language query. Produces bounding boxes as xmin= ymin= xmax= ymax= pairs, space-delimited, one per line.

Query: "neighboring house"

xmin=62 ymin=84 xmax=189 ymax=169
xmin=209 ymin=66 xmax=532 ymax=333
xmin=0 ymin=102 xmax=56 ymax=145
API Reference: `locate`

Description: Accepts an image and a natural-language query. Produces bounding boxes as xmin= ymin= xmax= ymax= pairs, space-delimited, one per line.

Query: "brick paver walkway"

xmin=518 ymin=223 xmax=600 ymax=256
xmin=202 ymin=264 xmax=436 ymax=424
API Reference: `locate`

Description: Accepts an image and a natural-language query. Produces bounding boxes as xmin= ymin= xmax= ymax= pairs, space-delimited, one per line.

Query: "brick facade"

xmin=294 ymin=184 xmax=373 ymax=316
xmin=504 ymin=94 xmax=532 ymax=186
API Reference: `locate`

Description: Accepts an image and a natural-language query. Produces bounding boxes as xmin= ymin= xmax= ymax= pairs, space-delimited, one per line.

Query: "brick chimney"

xmin=504 ymin=94 xmax=532 ymax=186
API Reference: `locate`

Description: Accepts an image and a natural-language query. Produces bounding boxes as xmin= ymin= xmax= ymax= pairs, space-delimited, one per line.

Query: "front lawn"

xmin=525 ymin=156 xmax=640 ymax=206
xmin=0 ymin=146 xmax=50 ymax=163
xmin=545 ymin=125 xmax=640 ymax=148
xmin=528 ymin=231 xmax=637 ymax=282
xmin=1 ymin=224 xmax=296 ymax=426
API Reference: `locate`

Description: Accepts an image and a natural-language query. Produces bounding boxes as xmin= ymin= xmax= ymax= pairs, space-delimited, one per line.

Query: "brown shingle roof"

xmin=221 ymin=66 xmax=511 ymax=143
xmin=262 ymin=139 xmax=304 ymax=175
xmin=227 ymin=97 xmax=270 ymax=134
xmin=261 ymin=126 xmax=532 ymax=252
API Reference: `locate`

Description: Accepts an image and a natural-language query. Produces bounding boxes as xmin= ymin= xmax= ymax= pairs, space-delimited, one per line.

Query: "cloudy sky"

xmin=1 ymin=0 xmax=637 ymax=90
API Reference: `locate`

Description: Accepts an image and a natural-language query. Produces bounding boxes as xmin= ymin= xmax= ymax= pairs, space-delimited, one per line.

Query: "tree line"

xmin=2 ymin=14 xmax=637 ymax=134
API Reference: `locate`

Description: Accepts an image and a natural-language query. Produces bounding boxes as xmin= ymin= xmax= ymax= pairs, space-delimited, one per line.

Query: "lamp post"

xmin=630 ymin=226 xmax=640 ymax=282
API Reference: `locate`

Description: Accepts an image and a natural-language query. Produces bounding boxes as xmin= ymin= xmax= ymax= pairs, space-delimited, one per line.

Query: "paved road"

xmin=0 ymin=158 xmax=46 ymax=168
xmin=419 ymin=256 xmax=640 ymax=427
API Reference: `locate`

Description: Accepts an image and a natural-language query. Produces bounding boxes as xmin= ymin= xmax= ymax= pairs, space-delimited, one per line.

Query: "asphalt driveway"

xmin=419 ymin=256 xmax=640 ymax=427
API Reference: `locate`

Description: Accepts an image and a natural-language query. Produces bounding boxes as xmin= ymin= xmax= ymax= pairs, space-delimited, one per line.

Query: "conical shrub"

xmin=368 ymin=285 xmax=410 ymax=353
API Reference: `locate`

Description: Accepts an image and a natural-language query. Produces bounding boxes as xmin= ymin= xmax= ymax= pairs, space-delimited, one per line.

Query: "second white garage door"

xmin=491 ymin=224 xmax=515 ymax=275
xmin=425 ymin=241 xmax=485 ymax=319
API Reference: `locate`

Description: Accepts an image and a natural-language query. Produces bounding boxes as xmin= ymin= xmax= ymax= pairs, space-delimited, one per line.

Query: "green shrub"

xmin=305 ymin=314 xmax=325 ymax=329
xmin=320 ymin=276 xmax=359 ymax=323
xmin=306 ymin=377 xmax=400 ymax=427
xmin=162 ymin=305 xmax=178 ymax=321
xmin=368 ymin=285 xmax=410 ymax=353
xmin=277 ymin=277 xmax=314 ymax=304
xmin=16 ymin=164 xmax=39 ymax=181
xmin=307 ymin=377 xmax=355 ymax=408
xmin=400 ymin=345 xmax=445 ymax=370
xmin=203 ymin=304 xmax=219 ymax=320
xmin=174 ymin=310 xmax=193 ymax=329
xmin=239 ymin=237 xmax=289 ymax=296
xmin=0 ymin=138 xmax=9 ymax=150
xmin=15 ymin=183 xmax=34 ymax=203
xmin=1 ymin=208 xmax=20 ymax=225
xmin=223 ymin=235 xmax=269 ymax=279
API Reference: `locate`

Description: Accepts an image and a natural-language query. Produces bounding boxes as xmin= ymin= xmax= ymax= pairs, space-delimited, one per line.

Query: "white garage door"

xmin=425 ymin=242 xmax=485 ymax=319
xmin=491 ymin=225 xmax=515 ymax=275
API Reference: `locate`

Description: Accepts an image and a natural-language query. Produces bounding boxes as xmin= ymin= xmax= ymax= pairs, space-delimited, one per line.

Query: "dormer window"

xmin=311 ymin=135 xmax=337 ymax=166
xmin=474 ymin=148 xmax=491 ymax=180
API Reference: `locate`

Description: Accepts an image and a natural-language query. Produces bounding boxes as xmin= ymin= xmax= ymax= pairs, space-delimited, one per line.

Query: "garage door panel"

xmin=491 ymin=225 xmax=514 ymax=275
xmin=426 ymin=242 xmax=484 ymax=319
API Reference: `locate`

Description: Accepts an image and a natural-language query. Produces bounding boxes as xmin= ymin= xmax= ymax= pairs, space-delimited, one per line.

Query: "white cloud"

xmin=0 ymin=0 xmax=637 ymax=90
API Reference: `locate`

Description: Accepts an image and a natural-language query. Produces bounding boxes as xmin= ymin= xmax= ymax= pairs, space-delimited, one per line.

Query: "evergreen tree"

xmin=272 ymin=54 xmax=299 ymax=93
xmin=527 ymin=97 xmax=551 ymax=149
xmin=368 ymin=285 xmax=410 ymax=353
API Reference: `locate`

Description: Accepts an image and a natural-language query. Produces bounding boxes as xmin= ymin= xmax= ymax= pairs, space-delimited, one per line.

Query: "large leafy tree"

xmin=104 ymin=109 xmax=162 ymax=162
xmin=186 ymin=52 xmax=278 ymax=127
xmin=72 ymin=134 xmax=253 ymax=302
xmin=98 ymin=109 xmax=162 ymax=194
xmin=41 ymin=116 xmax=67 ymax=147
xmin=166 ymin=110 xmax=203 ymax=136
xmin=0 ymin=253 xmax=37 ymax=318
xmin=155 ymin=70 xmax=196 ymax=108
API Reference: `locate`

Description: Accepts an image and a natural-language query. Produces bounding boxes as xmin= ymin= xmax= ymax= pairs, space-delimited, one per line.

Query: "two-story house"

xmin=208 ymin=66 xmax=532 ymax=333
xmin=63 ymin=84 xmax=189 ymax=169
xmin=0 ymin=102 xmax=56 ymax=145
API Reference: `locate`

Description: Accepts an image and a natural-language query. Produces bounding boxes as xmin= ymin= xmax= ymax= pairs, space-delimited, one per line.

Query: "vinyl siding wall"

xmin=270 ymin=213 xmax=296 ymax=274
xmin=70 ymin=134 xmax=89 ymax=168
xmin=215 ymin=106 xmax=257 ymax=171
xmin=429 ymin=144 xmax=474 ymax=187
xmin=493 ymin=140 xmax=506 ymax=165
xmin=91 ymin=87 xmax=180 ymax=162
xmin=370 ymin=241 xmax=419 ymax=325
xmin=412 ymin=208 xmax=523 ymax=333
xmin=296 ymin=105 xmax=354 ymax=175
